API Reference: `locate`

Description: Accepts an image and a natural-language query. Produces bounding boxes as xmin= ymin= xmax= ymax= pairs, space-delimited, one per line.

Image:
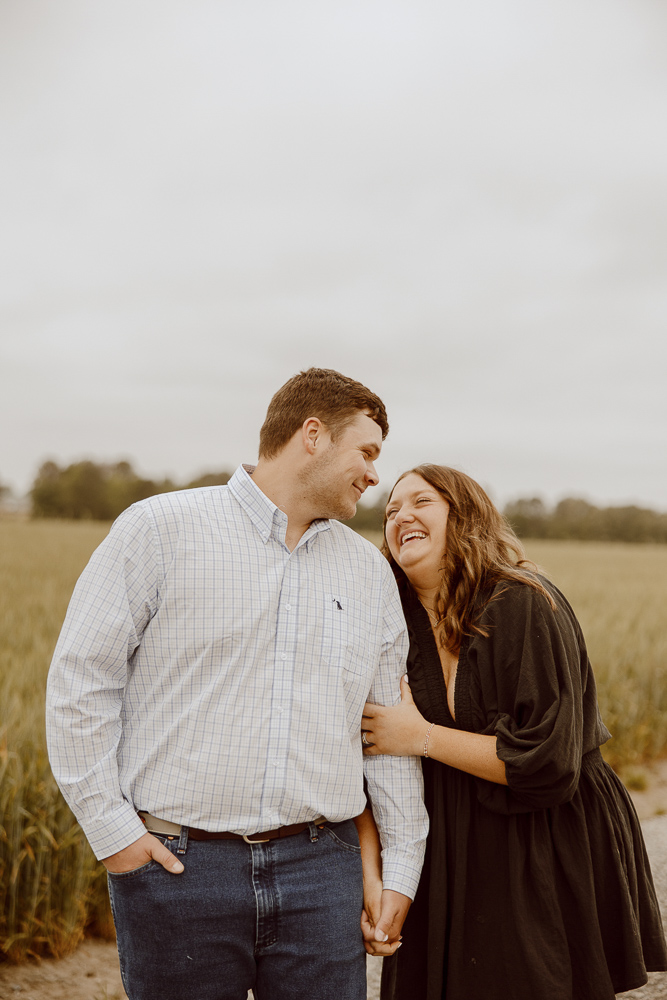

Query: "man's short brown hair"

xmin=258 ymin=368 xmax=389 ymax=459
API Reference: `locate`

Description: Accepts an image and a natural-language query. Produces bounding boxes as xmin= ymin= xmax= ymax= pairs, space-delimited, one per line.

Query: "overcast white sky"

xmin=1 ymin=0 xmax=666 ymax=510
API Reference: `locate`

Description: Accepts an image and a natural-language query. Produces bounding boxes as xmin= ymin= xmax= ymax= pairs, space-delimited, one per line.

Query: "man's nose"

xmin=365 ymin=462 xmax=379 ymax=487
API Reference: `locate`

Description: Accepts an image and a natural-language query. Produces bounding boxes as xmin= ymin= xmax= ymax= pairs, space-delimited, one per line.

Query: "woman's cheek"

xmin=386 ymin=525 xmax=399 ymax=560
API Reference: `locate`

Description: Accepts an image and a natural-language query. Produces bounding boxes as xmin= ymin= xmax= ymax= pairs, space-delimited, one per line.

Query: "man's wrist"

xmin=382 ymin=888 xmax=411 ymax=905
xmin=380 ymin=855 xmax=423 ymax=901
xmin=82 ymin=809 xmax=148 ymax=861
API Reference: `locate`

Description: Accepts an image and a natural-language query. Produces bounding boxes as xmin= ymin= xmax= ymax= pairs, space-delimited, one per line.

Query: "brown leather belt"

xmin=188 ymin=822 xmax=319 ymax=843
xmin=139 ymin=811 xmax=326 ymax=844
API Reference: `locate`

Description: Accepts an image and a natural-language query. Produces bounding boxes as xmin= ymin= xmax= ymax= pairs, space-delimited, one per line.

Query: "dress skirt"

xmin=382 ymin=749 xmax=666 ymax=1000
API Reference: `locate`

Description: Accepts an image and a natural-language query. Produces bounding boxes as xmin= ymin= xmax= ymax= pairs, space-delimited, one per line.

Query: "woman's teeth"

xmin=401 ymin=531 xmax=427 ymax=546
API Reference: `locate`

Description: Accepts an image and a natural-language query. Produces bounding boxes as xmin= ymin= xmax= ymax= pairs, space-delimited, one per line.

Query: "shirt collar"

xmin=227 ymin=464 xmax=331 ymax=547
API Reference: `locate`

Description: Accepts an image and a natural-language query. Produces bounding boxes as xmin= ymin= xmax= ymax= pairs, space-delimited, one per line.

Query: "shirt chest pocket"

xmin=319 ymin=593 xmax=377 ymax=730
xmin=321 ymin=593 xmax=376 ymax=682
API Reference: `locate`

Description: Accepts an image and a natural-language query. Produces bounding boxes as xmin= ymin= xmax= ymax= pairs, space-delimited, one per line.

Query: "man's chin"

xmin=337 ymin=504 xmax=357 ymax=522
xmin=324 ymin=500 xmax=357 ymax=522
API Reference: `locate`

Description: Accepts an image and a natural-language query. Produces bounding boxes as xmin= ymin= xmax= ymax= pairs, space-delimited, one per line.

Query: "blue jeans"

xmin=107 ymin=819 xmax=366 ymax=1000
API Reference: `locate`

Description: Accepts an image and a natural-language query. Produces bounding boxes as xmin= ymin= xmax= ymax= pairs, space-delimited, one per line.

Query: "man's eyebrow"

xmin=362 ymin=441 xmax=381 ymax=458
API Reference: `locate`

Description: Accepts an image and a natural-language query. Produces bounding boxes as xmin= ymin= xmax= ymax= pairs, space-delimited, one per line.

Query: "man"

xmin=46 ymin=368 xmax=428 ymax=1000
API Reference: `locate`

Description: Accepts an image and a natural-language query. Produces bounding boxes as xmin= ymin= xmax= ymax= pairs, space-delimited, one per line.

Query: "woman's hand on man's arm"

xmin=363 ymin=676 xmax=507 ymax=786
xmin=362 ymin=675 xmax=433 ymax=756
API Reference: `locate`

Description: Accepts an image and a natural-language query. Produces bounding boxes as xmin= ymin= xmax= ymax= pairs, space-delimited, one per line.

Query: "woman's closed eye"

xmin=387 ymin=498 xmax=431 ymax=518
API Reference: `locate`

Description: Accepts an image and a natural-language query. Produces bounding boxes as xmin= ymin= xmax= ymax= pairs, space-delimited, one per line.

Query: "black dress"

xmin=381 ymin=577 xmax=667 ymax=1000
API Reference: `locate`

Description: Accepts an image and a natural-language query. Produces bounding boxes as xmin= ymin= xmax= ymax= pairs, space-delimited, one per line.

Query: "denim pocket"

xmin=322 ymin=820 xmax=362 ymax=855
xmin=106 ymin=858 xmax=161 ymax=880
xmin=106 ymin=832 xmax=178 ymax=881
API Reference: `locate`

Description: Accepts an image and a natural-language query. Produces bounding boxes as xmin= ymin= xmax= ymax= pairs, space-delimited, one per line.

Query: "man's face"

xmin=300 ymin=410 xmax=383 ymax=520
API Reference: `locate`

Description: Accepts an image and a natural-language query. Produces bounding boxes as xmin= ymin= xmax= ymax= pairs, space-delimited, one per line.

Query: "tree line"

xmin=503 ymin=496 xmax=667 ymax=544
xmin=30 ymin=460 xmax=231 ymax=521
xmin=27 ymin=460 xmax=667 ymax=543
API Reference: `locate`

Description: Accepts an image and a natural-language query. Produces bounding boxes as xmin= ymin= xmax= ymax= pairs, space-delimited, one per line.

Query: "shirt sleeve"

xmin=45 ymin=504 xmax=160 ymax=859
xmin=467 ymin=581 xmax=591 ymax=815
xmin=363 ymin=564 xmax=429 ymax=899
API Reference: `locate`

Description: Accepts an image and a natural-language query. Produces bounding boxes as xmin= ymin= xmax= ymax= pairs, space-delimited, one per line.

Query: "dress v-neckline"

xmin=407 ymin=588 xmax=460 ymax=728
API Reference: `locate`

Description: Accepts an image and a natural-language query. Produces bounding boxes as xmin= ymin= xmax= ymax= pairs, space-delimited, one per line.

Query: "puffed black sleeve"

xmin=462 ymin=579 xmax=609 ymax=814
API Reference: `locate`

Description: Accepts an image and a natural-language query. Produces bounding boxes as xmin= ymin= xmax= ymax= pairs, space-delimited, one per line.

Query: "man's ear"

xmin=302 ymin=417 xmax=324 ymax=456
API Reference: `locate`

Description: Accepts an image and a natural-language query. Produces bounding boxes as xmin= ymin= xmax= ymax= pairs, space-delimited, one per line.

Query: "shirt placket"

xmin=260 ymin=535 xmax=302 ymax=828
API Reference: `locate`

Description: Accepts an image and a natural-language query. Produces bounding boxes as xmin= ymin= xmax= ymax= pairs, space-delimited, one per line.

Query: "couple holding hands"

xmin=47 ymin=368 xmax=665 ymax=1000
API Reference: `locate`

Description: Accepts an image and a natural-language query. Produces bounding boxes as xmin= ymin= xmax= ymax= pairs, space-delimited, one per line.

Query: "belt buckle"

xmin=243 ymin=833 xmax=271 ymax=844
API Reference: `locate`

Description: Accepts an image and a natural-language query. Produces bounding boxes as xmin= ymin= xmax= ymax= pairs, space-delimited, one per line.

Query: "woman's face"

xmin=385 ymin=473 xmax=450 ymax=589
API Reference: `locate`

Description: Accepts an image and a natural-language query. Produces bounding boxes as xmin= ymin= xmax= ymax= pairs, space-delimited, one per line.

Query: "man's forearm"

xmin=363 ymin=754 xmax=428 ymax=900
xmin=46 ymin=739 xmax=147 ymax=859
xmin=354 ymin=807 xmax=383 ymax=883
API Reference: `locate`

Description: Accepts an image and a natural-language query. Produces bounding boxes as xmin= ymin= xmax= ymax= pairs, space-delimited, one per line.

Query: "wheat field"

xmin=524 ymin=539 xmax=667 ymax=770
xmin=0 ymin=520 xmax=112 ymax=963
xmin=1 ymin=521 xmax=666 ymax=962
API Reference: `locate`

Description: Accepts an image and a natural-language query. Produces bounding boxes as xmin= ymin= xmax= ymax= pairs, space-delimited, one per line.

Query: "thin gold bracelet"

xmin=423 ymin=722 xmax=436 ymax=757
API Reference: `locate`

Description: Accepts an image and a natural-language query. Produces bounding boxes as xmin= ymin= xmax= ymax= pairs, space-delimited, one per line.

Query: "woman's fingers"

xmin=362 ymin=723 xmax=378 ymax=754
xmin=363 ymin=937 xmax=402 ymax=957
xmin=362 ymin=703 xmax=393 ymax=753
xmin=362 ymin=692 xmax=428 ymax=757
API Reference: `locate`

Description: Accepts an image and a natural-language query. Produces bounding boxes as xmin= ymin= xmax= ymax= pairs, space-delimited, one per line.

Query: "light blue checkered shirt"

xmin=46 ymin=464 xmax=427 ymax=897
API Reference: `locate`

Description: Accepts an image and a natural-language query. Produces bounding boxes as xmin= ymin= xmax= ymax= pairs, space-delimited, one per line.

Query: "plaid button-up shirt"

xmin=46 ymin=464 xmax=427 ymax=897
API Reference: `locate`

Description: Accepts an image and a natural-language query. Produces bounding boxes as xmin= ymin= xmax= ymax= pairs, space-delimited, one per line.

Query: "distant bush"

xmin=504 ymin=496 xmax=667 ymax=544
xmin=185 ymin=471 xmax=232 ymax=490
xmin=30 ymin=460 xmax=231 ymax=521
xmin=346 ymin=492 xmax=388 ymax=536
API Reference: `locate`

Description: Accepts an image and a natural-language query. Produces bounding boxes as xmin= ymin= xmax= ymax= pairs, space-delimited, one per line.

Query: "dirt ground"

xmin=624 ymin=759 xmax=667 ymax=822
xmin=2 ymin=766 xmax=667 ymax=1000
xmin=0 ymin=939 xmax=126 ymax=1000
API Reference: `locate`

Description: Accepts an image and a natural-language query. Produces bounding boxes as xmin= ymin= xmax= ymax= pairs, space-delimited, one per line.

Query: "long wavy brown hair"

xmin=381 ymin=464 xmax=555 ymax=653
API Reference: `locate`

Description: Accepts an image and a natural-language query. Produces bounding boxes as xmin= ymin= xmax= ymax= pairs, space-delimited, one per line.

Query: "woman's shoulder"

xmin=471 ymin=573 xmax=576 ymax=638
xmin=471 ymin=572 xmax=583 ymax=653
xmin=481 ymin=572 xmax=562 ymax=617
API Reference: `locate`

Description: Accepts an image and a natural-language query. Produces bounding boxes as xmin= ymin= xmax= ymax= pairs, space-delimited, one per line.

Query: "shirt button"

xmin=280 ymin=653 xmax=287 ymax=661
xmin=277 ymin=706 xmax=283 ymax=714
xmin=285 ymin=603 xmax=292 ymax=610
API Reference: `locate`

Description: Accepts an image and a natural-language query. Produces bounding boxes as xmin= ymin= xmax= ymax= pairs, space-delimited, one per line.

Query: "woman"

xmin=361 ymin=465 xmax=667 ymax=1000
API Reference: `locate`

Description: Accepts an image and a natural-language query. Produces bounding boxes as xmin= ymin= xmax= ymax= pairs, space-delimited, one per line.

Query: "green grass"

xmin=1 ymin=522 xmax=666 ymax=961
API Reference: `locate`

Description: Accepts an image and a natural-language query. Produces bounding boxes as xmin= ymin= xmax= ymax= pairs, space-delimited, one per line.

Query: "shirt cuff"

xmin=380 ymin=845 xmax=425 ymax=900
xmin=78 ymin=804 xmax=149 ymax=860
